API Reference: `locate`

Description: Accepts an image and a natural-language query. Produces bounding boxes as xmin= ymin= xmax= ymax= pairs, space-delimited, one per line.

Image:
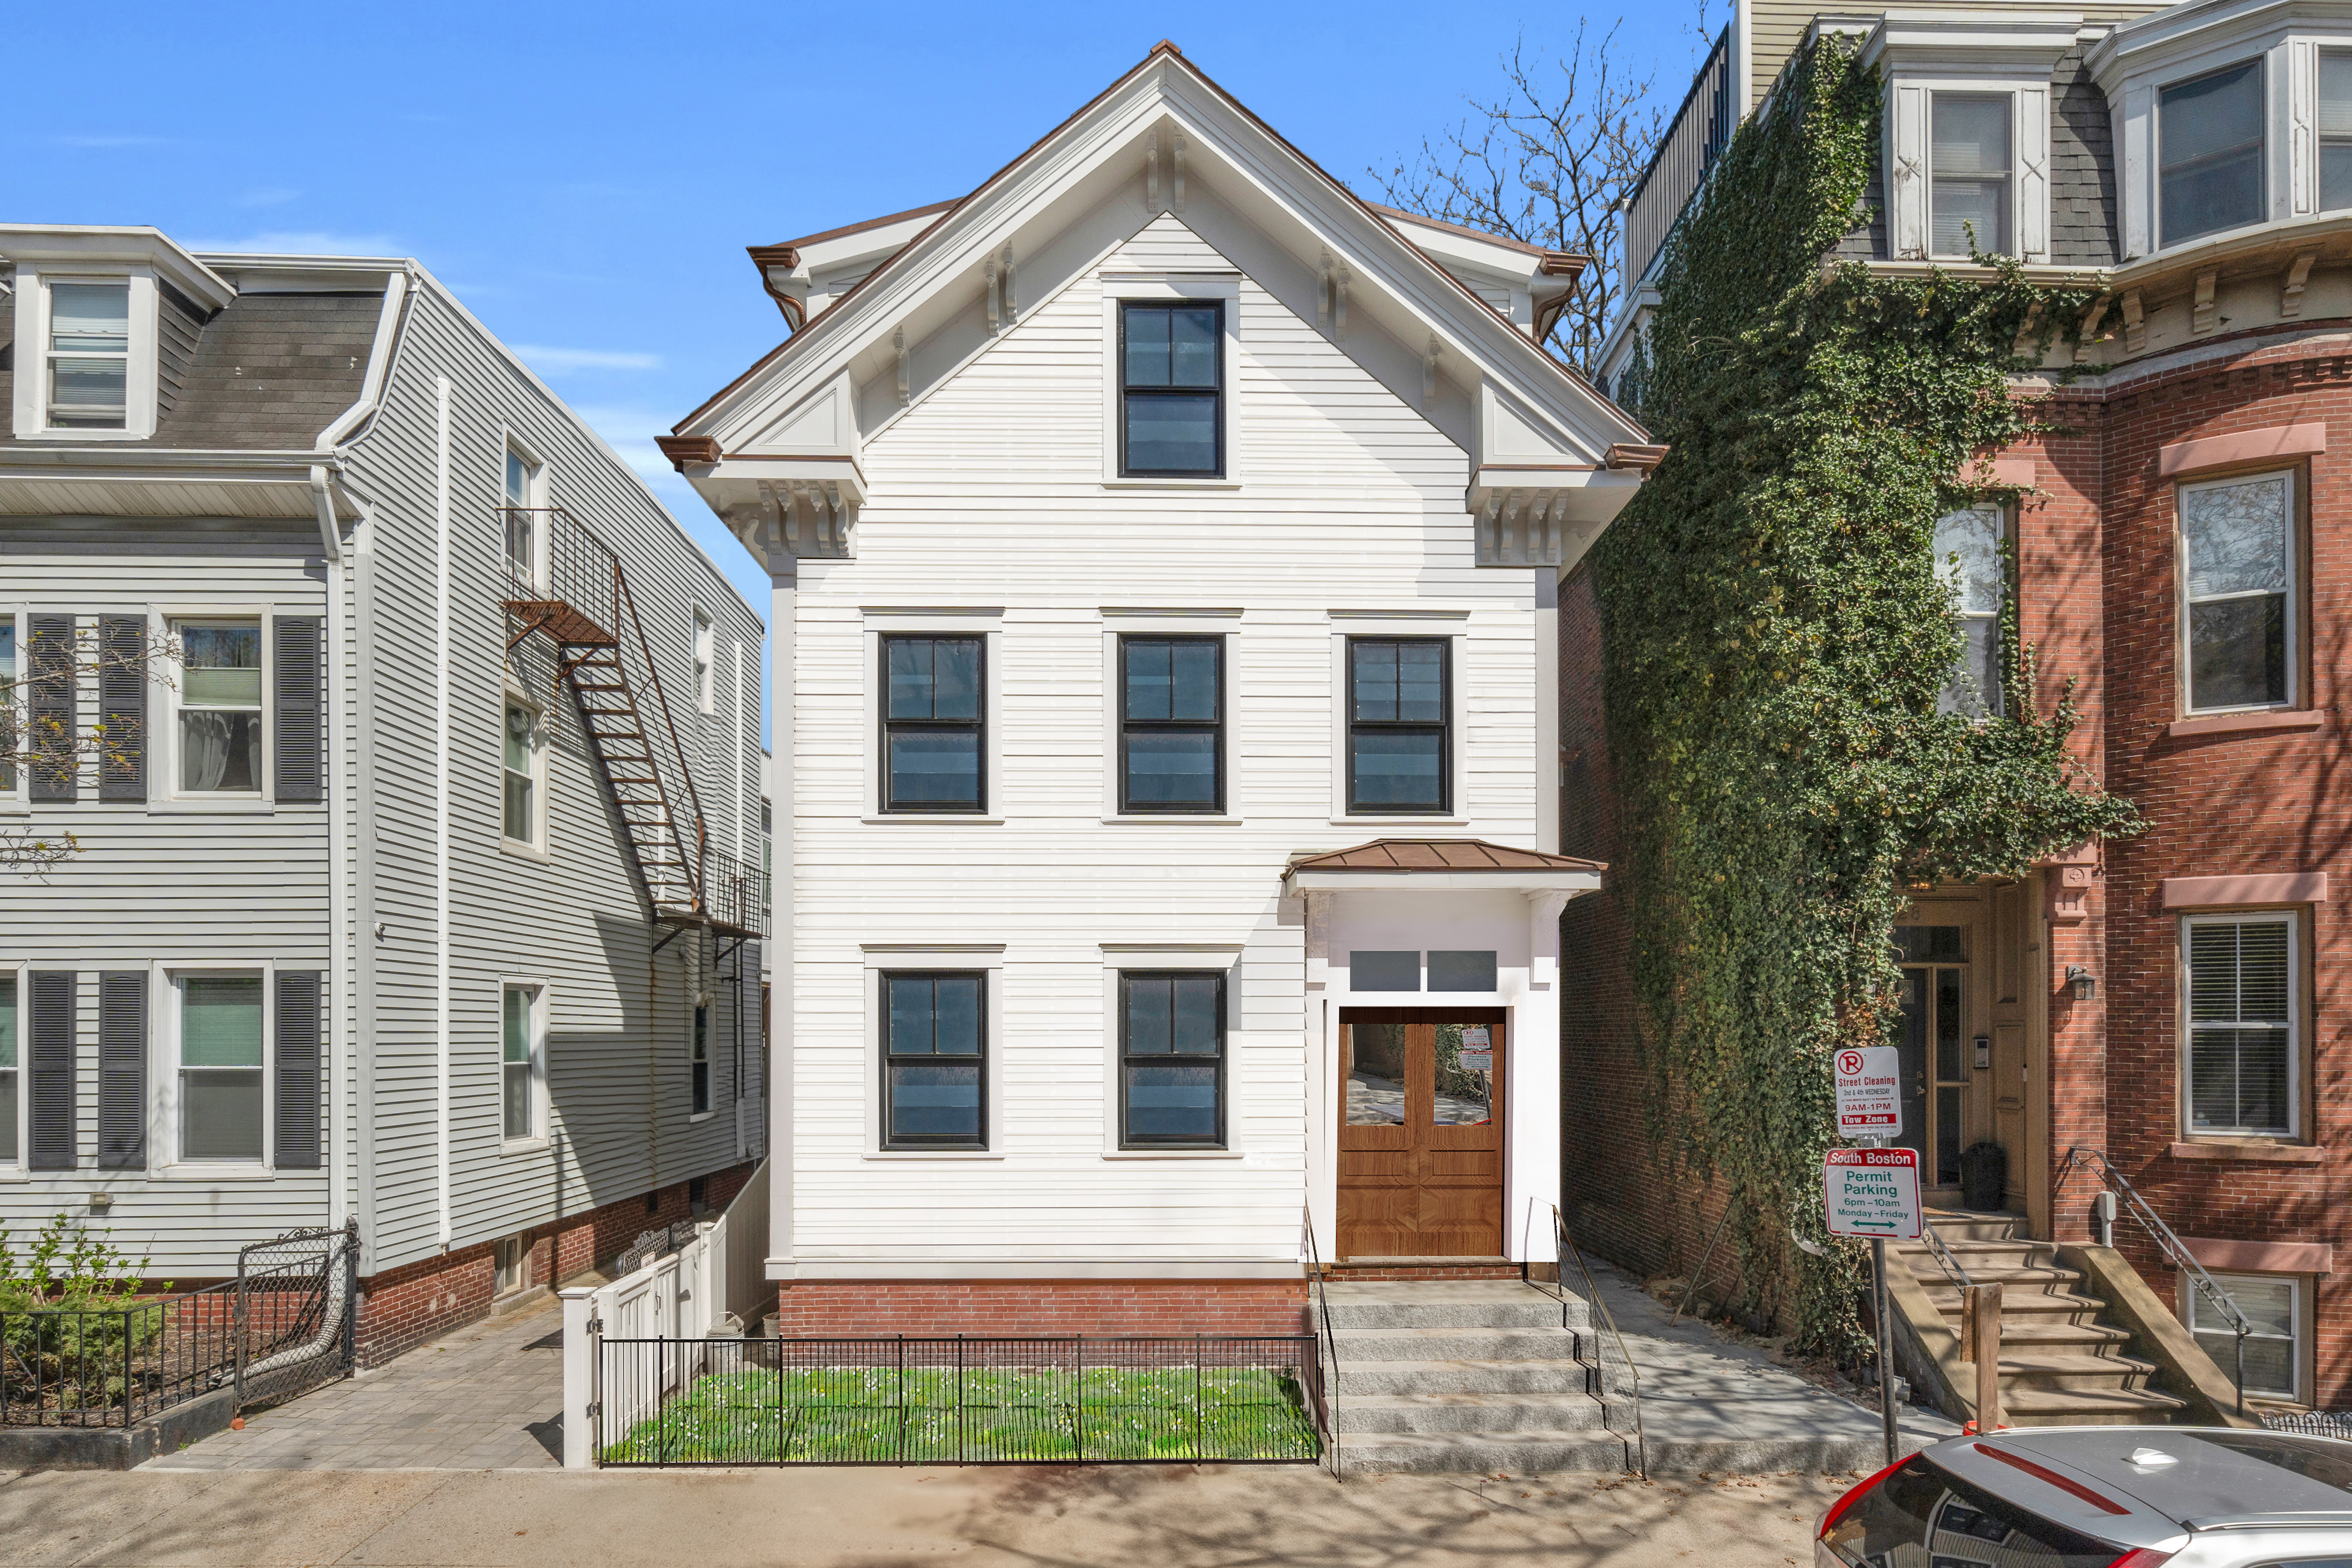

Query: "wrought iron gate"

xmin=231 ymin=1223 xmax=358 ymax=1411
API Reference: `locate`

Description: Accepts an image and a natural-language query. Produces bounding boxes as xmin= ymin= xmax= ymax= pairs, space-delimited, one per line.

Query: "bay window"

xmin=2181 ymin=470 xmax=2294 ymax=713
xmin=178 ymin=974 xmax=265 ymax=1162
xmin=2185 ymin=912 xmax=2297 ymax=1137
xmin=2325 ymin=53 xmax=2352 ymax=211
xmin=2160 ymin=60 xmax=2265 ymax=246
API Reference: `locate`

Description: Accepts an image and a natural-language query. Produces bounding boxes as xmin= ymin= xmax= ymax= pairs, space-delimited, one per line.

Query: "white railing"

xmin=560 ymin=1159 xmax=770 ymax=1469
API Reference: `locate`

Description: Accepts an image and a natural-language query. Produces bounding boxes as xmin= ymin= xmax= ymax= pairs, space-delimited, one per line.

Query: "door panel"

xmin=1338 ymin=1009 xmax=1504 ymax=1259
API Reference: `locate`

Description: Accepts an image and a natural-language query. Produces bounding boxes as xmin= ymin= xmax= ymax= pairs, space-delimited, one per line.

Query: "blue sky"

xmin=12 ymin=1 xmax=1707 ymax=743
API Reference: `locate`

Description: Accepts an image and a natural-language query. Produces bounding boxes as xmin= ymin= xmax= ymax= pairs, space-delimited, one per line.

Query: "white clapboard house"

xmin=663 ymin=44 xmax=1654 ymax=1333
xmin=0 ymin=225 xmax=764 ymax=1364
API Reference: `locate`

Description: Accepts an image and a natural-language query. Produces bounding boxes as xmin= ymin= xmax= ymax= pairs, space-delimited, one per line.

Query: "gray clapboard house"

xmin=0 ymin=225 xmax=764 ymax=1361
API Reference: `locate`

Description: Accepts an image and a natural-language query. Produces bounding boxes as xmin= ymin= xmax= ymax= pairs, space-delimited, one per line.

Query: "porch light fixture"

xmin=2065 ymin=964 xmax=2096 ymax=1001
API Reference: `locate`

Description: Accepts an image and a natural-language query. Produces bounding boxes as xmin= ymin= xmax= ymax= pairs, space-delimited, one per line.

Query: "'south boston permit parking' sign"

xmin=1824 ymin=1148 xmax=1922 ymax=1240
xmin=1833 ymin=1045 xmax=1903 ymax=1137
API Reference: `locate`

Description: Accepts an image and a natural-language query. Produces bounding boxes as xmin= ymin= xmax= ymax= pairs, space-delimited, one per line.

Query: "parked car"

xmin=1819 ymin=1427 xmax=2352 ymax=1567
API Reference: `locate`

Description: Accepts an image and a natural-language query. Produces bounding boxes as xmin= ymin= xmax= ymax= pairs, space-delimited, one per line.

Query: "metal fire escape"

xmin=501 ymin=506 xmax=764 ymax=944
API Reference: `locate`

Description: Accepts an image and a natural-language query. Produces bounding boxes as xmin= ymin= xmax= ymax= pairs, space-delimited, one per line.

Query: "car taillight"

xmin=2103 ymin=1553 xmax=2172 ymax=1568
xmin=1818 ymin=1456 xmax=1913 ymax=1538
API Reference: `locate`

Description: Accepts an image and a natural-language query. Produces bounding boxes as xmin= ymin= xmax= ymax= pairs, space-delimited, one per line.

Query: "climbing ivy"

xmin=1599 ymin=35 xmax=2139 ymax=1357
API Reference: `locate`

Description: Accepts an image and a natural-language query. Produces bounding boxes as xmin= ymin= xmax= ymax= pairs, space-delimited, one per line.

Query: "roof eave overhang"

xmin=1281 ymin=868 xmax=1606 ymax=896
xmin=0 ymin=225 xmax=238 ymax=311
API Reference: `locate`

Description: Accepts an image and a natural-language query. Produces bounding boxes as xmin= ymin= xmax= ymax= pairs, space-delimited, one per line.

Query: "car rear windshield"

xmin=1823 ymin=1457 xmax=2123 ymax=1568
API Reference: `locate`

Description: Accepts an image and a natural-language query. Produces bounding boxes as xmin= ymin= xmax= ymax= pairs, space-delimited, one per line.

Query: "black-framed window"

xmin=1347 ymin=638 xmax=1449 ymax=814
xmin=882 ymin=972 xmax=985 ymax=1148
xmin=1119 ymin=301 xmax=1222 ymax=477
xmin=1119 ymin=636 xmax=1223 ymax=812
xmin=1119 ymin=971 xmax=1224 ymax=1147
xmin=881 ymin=635 xmax=984 ymax=812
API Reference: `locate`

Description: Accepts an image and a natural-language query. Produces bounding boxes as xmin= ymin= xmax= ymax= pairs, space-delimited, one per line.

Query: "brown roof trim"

xmin=745 ymin=244 xmax=807 ymax=332
xmin=1286 ymin=837 xmax=1607 ymax=873
xmin=760 ymin=200 xmax=960 ymax=255
xmin=656 ymin=434 xmax=721 ymax=471
xmin=1605 ymin=443 xmax=1670 ymax=473
xmin=1537 ymin=252 xmax=1591 ymax=278
xmin=1366 ymin=202 xmax=1552 ymax=258
xmin=676 ymin=39 xmax=1651 ymax=443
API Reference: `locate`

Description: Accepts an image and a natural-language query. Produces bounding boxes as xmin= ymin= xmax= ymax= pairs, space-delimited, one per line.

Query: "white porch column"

xmin=1510 ymin=889 xmax=1572 ymax=1263
xmin=767 ymin=560 xmax=796 ymax=1280
xmin=1302 ymin=891 xmax=1334 ymax=1269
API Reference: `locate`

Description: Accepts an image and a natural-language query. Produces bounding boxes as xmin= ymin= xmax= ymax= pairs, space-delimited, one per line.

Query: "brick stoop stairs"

xmin=1326 ymin=1281 xmax=1632 ymax=1473
xmin=1895 ymin=1211 xmax=2185 ymax=1425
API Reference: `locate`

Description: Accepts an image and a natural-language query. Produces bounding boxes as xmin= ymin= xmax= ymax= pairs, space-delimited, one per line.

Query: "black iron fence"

xmin=0 ymin=1224 xmax=354 ymax=1428
xmin=596 ymin=1334 xmax=1324 ymax=1466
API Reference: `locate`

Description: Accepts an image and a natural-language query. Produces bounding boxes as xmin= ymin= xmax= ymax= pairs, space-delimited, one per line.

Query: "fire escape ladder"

xmin=500 ymin=507 xmax=763 ymax=939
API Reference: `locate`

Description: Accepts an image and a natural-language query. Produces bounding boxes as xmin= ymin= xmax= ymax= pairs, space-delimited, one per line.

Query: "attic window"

xmin=1119 ymin=301 xmax=1223 ymax=478
xmin=46 ymin=282 xmax=131 ymax=430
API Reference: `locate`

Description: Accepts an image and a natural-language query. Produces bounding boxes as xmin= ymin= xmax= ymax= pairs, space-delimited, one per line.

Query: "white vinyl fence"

xmin=561 ymin=1160 xmax=769 ymax=1468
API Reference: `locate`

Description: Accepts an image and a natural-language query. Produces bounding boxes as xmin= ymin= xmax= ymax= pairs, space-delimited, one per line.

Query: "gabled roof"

xmin=672 ymin=41 xmax=1648 ymax=454
xmin=1288 ymin=839 xmax=1606 ymax=873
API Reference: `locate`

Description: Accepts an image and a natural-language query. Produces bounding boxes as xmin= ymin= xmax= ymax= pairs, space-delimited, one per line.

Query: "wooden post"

xmin=1961 ymin=1283 xmax=2003 ymax=1432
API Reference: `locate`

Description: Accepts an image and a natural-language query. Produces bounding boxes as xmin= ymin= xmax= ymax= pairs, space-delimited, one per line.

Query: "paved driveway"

xmin=144 ymin=1297 xmax=566 ymax=1471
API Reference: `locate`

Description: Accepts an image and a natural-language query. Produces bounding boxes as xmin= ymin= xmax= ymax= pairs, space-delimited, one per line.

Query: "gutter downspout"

xmin=315 ymin=269 xmax=410 ymax=451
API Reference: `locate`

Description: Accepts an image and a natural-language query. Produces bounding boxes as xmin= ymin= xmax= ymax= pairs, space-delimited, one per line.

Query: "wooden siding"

xmin=787 ymin=214 xmax=1540 ymax=1267
xmin=1746 ymin=0 xmax=2166 ymax=112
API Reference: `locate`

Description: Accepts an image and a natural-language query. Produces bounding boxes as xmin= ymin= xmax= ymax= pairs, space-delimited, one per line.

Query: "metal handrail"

xmin=2060 ymin=1146 xmax=2251 ymax=1416
xmin=1550 ymin=1205 xmax=1646 ymax=1478
xmin=1622 ymin=25 xmax=1734 ymax=287
xmin=1299 ymin=1207 xmax=1344 ymax=1479
xmin=1919 ymin=1221 xmax=1975 ymax=1290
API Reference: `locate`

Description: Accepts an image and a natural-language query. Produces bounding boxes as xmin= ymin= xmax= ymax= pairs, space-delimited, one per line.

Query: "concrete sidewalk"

xmin=143 ymin=1296 xmax=567 ymax=1472
xmin=0 ymin=1462 xmax=1861 ymax=1568
xmin=1576 ymin=1257 xmax=1959 ymax=1470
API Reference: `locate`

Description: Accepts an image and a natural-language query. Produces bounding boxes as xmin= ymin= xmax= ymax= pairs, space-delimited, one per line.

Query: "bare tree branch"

xmin=1 ymin=626 xmax=177 ymax=874
xmin=1374 ymin=21 xmax=1681 ymax=377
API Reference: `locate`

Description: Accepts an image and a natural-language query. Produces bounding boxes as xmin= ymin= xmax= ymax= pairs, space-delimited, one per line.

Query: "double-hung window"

xmin=47 ymin=282 xmax=132 ymax=430
xmin=1930 ymin=95 xmax=2012 ymax=257
xmin=881 ymin=972 xmax=985 ymax=1148
xmin=1119 ymin=636 xmax=1222 ymax=812
xmin=502 ymin=984 xmax=541 ymax=1141
xmin=178 ymin=974 xmax=265 ymax=1162
xmin=692 ymin=610 xmax=715 ymax=714
xmin=2186 ymin=912 xmax=2297 ymax=1137
xmin=2325 ymin=54 xmax=2352 ymax=211
xmin=1119 ymin=301 xmax=1223 ymax=477
xmin=881 ymin=635 xmax=984 ymax=812
xmin=2161 ymin=60 xmax=2265 ymax=246
xmin=2188 ymin=1273 xmax=2302 ymax=1399
xmin=2181 ymin=471 xmax=2293 ymax=712
xmin=1934 ymin=506 xmax=2006 ymax=717
xmin=504 ymin=445 xmax=540 ymax=587
xmin=0 ymin=618 xmax=16 ymax=795
xmin=690 ymin=1002 xmax=711 ymax=1115
xmin=1347 ymin=638 xmax=1449 ymax=814
xmin=0 ymin=973 xmax=17 ymax=1166
xmin=502 ymin=701 xmax=541 ymax=845
xmin=178 ymin=621 xmax=263 ymax=795
xmin=1119 ymin=971 xmax=1225 ymax=1147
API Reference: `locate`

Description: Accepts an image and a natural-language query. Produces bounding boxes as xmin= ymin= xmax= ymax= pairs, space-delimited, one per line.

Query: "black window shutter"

xmin=273 ymin=616 xmax=324 ymax=803
xmin=275 ymin=970 xmax=322 ymax=1169
xmin=98 ymin=617 xmax=147 ymax=802
xmin=28 ymin=615 xmax=76 ymax=803
xmin=29 ymin=971 xmax=77 ymax=1171
xmin=97 ymin=971 xmax=147 ymax=1168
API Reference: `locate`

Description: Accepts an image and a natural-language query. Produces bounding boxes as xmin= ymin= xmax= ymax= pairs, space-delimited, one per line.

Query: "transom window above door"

xmin=1119 ymin=301 xmax=1223 ymax=478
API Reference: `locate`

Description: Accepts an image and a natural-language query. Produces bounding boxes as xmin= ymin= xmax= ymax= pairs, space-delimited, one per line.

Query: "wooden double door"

xmin=1337 ymin=1008 xmax=1505 ymax=1260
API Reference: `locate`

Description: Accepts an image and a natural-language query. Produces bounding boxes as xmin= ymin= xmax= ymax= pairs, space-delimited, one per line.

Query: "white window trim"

xmin=158 ymin=605 xmax=275 ymax=808
xmin=2178 ymin=468 xmax=2299 ymax=716
xmin=499 ymin=683 xmax=551 ymax=860
xmin=499 ymin=978 xmax=550 ymax=1152
xmin=0 ymin=609 xmax=25 ymax=816
xmin=1099 ymin=273 xmax=1244 ymax=490
xmin=858 ymin=944 xmax=1006 ymax=1159
xmin=2179 ymin=909 xmax=2303 ymax=1140
xmin=1099 ymin=611 xmax=1244 ymax=823
xmin=1328 ymin=613 xmax=1472 ymax=826
xmin=691 ymin=607 xmax=716 ymax=716
xmin=689 ymin=993 xmax=715 ymax=1122
xmin=9 ymin=266 xmax=161 ymax=441
xmin=0 ymin=960 xmax=26 ymax=1178
xmin=1887 ymin=79 xmax=2053 ymax=262
xmin=1098 ymin=945 xmax=1247 ymax=1159
xmin=2189 ymin=1270 xmax=2307 ymax=1402
xmin=861 ymin=610 xmax=1005 ymax=824
xmin=501 ymin=432 xmax=549 ymax=590
xmin=153 ymin=960 xmax=276 ymax=1180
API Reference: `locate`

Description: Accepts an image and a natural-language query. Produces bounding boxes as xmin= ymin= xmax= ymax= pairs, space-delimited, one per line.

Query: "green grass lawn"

xmin=601 ymin=1364 xmax=1320 ymax=1464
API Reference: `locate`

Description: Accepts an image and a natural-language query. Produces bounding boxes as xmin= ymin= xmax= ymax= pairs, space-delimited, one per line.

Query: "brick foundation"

xmin=771 ymin=1279 xmax=1309 ymax=1338
xmin=355 ymin=1160 xmax=755 ymax=1367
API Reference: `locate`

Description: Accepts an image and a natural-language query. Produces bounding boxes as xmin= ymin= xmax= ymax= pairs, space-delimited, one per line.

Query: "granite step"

xmin=1336 ymin=1389 xmax=1609 ymax=1434
xmin=1336 ymin=1428 xmax=1631 ymax=1474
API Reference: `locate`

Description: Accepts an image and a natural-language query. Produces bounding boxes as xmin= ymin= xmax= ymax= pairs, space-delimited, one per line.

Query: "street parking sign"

xmin=1834 ymin=1046 xmax=1902 ymax=1137
xmin=1824 ymin=1147 xmax=1922 ymax=1240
